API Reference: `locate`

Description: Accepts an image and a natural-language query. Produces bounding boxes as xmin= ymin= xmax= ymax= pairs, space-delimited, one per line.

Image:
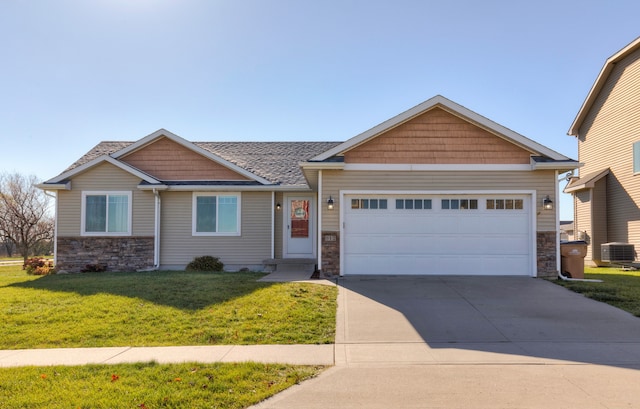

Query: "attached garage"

xmin=342 ymin=193 xmax=534 ymax=276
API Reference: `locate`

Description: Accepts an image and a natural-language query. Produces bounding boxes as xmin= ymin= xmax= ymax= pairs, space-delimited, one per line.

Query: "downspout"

xmin=317 ymin=170 xmax=323 ymax=273
xmin=555 ymin=170 xmax=561 ymax=278
xmin=153 ymin=189 xmax=161 ymax=269
xmin=271 ymin=191 xmax=275 ymax=259
xmin=43 ymin=190 xmax=57 ymax=266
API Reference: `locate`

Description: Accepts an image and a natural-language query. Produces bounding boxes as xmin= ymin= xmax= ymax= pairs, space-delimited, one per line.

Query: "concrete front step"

xmin=263 ymin=258 xmax=317 ymax=273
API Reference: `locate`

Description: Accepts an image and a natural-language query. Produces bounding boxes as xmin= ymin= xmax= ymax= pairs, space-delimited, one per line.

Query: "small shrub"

xmin=24 ymin=258 xmax=55 ymax=275
xmin=186 ymin=256 xmax=224 ymax=272
xmin=81 ymin=264 xmax=106 ymax=273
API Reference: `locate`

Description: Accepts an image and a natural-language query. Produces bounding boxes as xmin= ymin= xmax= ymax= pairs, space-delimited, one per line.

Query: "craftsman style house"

xmin=40 ymin=95 xmax=576 ymax=277
xmin=565 ymin=37 xmax=640 ymax=265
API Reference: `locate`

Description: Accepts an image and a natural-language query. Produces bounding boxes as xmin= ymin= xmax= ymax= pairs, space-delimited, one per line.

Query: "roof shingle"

xmin=65 ymin=140 xmax=341 ymax=187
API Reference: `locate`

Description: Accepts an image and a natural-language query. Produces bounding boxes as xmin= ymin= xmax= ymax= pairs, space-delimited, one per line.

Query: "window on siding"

xmin=486 ymin=199 xmax=523 ymax=210
xmin=81 ymin=191 xmax=132 ymax=236
xmin=634 ymin=141 xmax=640 ymax=173
xmin=193 ymin=193 xmax=241 ymax=236
xmin=395 ymin=199 xmax=432 ymax=210
xmin=351 ymin=198 xmax=388 ymax=210
xmin=442 ymin=199 xmax=477 ymax=210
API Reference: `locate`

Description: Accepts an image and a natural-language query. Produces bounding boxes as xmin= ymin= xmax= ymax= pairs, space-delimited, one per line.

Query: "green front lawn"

xmin=556 ymin=266 xmax=640 ymax=317
xmin=0 ymin=266 xmax=337 ymax=349
xmin=0 ymin=362 xmax=323 ymax=409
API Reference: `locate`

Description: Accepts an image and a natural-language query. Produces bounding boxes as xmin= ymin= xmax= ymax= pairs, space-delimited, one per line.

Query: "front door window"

xmin=290 ymin=200 xmax=309 ymax=238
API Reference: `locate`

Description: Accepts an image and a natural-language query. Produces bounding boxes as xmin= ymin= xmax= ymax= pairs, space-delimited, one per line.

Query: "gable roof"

xmin=50 ymin=132 xmax=341 ymax=188
xmin=568 ymin=37 xmax=640 ymax=136
xmin=44 ymin=154 xmax=162 ymax=186
xmin=112 ymin=129 xmax=272 ymax=185
xmin=311 ymin=95 xmax=573 ymax=163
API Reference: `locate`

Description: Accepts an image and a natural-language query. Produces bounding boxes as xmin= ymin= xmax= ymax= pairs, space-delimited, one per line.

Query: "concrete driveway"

xmin=254 ymin=276 xmax=640 ymax=408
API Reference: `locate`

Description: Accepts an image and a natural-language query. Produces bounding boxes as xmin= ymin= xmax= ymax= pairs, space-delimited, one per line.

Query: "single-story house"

xmin=39 ymin=95 xmax=577 ymax=277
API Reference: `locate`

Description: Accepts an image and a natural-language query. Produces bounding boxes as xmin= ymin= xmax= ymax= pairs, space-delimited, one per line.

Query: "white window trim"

xmin=633 ymin=141 xmax=640 ymax=175
xmin=192 ymin=192 xmax=242 ymax=236
xmin=80 ymin=191 xmax=133 ymax=236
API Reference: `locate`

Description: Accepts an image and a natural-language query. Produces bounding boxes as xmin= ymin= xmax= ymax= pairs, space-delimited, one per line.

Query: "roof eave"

xmin=531 ymin=160 xmax=582 ymax=172
xmin=568 ymin=37 xmax=640 ymax=136
xmin=36 ymin=181 xmax=71 ymax=191
xmin=160 ymin=184 xmax=311 ymax=192
xmin=45 ymin=155 xmax=161 ymax=185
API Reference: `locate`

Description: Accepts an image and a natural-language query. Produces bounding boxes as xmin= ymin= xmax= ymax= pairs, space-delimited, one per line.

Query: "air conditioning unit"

xmin=601 ymin=243 xmax=635 ymax=263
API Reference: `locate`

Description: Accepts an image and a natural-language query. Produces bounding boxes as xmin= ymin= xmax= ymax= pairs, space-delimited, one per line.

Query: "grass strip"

xmin=0 ymin=361 xmax=323 ymax=409
xmin=555 ymin=267 xmax=640 ymax=317
xmin=0 ymin=266 xmax=337 ymax=349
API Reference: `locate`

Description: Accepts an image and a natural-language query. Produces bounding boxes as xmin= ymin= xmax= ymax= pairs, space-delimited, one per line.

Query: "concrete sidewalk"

xmin=0 ymin=344 xmax=334 ymax=367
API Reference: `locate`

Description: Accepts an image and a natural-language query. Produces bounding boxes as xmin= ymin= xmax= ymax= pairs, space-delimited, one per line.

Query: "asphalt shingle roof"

xmin=66 ymin=140 xmax=342 ymax=187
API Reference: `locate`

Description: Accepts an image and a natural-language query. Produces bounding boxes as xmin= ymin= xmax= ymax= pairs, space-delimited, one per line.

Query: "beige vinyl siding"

xmin=577 ymin=47 xmax=640 ymax=257
xmin=592 ymin=178 xmax=608 ymax=263
xmin=57 ymin=162 xmax=155 ymax=236
xmin=574 ymin=190 xmax=594 ymax=261
xmin=274 ymin=191 xmax=284 ymax=259
xmin=159 ymin=191 xmax=271 ymax=268
xmin=321 ymin=169 xmax=557 ymax=231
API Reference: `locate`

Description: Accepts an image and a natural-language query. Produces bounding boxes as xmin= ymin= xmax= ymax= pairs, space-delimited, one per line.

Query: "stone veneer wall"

xmin=537 ymin=231 xmax=557 ymax=279
xmin=57 ymin=236 xmax=154 ymax=272
xmin=321 ymin=231 xmax=340 ymax=276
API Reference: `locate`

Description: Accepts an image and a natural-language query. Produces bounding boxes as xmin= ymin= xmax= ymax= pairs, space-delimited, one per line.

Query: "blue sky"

xmin=2 ymin=0 xmax=639 ymax=220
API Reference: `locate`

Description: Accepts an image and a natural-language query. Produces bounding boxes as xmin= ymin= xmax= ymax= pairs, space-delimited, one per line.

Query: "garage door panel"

xmin=344 ymin=194 xmax=533 ymax=276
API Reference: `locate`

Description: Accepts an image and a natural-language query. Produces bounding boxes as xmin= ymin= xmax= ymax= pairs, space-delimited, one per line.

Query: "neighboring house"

xmin=559 ymin=221 xmax=575 ymax=242
xmin=39 ymin=95 xmax=576 ymax=277
xmin=565 ymin=37 xmax=640 ymax=266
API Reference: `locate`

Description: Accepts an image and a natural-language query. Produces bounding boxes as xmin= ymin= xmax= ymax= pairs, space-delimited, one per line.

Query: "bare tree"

xmin=0 ymin=173 xmax=54 ymax=265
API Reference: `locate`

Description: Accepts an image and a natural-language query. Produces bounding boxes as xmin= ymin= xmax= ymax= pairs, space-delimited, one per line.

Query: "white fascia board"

xmin=340 ymin=189 xmax=537 ymax=196
xmin=164 ymin=184 xmax=312 ymax=192
xmin=111 ymin=128 xmax=272 ymax=185
xmin=298 ymin=162 xmax=345 ymax=170
xmin=312 ymin=95 xmax=571 ymax=162
xmin=531 ymin=161 xmax=582 ymax=171
xmin=45 ymin=155 xmax=161 ymax=184
xmin=136 ymin=184 xmax=169 ymax=191
xmin=568 ymin=37 xmax=640 ymax=136
xmin=36 ymin=181 xmax=71 ymax=190
xmin=343 ymin=163 xmax=533 ymax=171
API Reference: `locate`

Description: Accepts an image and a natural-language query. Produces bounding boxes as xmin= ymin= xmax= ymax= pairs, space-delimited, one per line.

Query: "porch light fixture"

xmin=327 ymin=196 xmax=334 ymax=210
xmin=543 ymin=195 xmax=553 ymax=210
xmin=276 ymin=202 xmax=281 ymax=211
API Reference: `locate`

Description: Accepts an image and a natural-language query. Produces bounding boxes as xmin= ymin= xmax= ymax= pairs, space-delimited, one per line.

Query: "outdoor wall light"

xmin=543 ymin=195 xmax=553 ymax=210
xmin=327 ymin=196 xmax=334 ymax=210
xmin=276 ymin=202 xmax=281 ymax=211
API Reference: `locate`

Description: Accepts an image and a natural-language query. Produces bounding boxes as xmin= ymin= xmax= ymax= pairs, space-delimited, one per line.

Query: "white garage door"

xmin=343 ymin=194 xmax=532 ymax=276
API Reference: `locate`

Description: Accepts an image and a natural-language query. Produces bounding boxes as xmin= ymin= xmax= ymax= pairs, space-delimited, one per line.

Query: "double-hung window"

xmin=192 ymin=192 xmax=241 ymax=236
xmin=81 ymin=191 xmax=132 ymax=236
